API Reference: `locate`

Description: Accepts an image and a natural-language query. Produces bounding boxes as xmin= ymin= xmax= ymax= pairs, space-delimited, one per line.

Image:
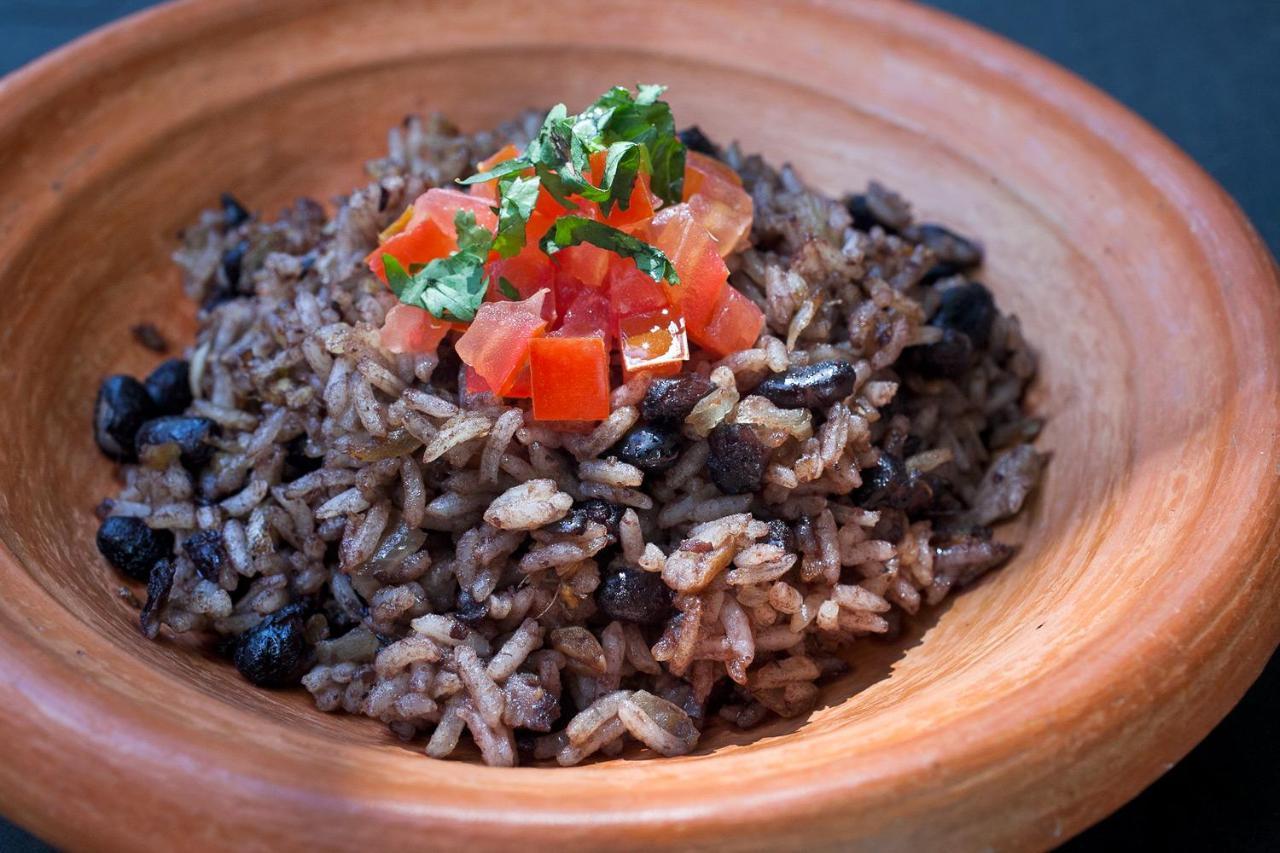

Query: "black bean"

xmin=864 ymin=181 xmax=912 ymax=232
xmin=870 ymin=509 xmax=908 ymax=544
xmin=134 ymin=416 xmax=219 ymax=470
xmin=763 ymin=519 xmax=796 ymax=553
xmin=932 ymin=282 xmax=996 ymax=349
xmin=514 ymin=729 xmax=538 ymax=756
xmin=920 ymin=473 xmax=968 ymax=523
xmin=906 ymin=223 xmax=983 ymax=269
xmin=97 ymin=516 xmax=174 ymax=582
xmin=580 ymin=498 xmax=625 ymax=532
xmin=220 ymin=192 xmax=251 ymax=229
xmin=233 ymin=614 xmax=308 ymax=688
xmin=794 ymin=516 xmax=816 ymax=555
xmin=613 ymin=424 xmax=681 ymax=472
xmin=843 ymin=194 xmax=880 ymax=232
xmin=139 ymin=558 xmax=176 ymax=640
xmin=595 ymin=565 xmax=673 ymax=625
xmin=677 ymin=125 xmax=719 ymax=157
xmin=919 ymin=262 xmax=962 ymax=288
xmin=283 ymin=433 xmax=323 ymax=480
xmin=222 ymin=238 xmax=250 ymax=291
xmin=455 ymin=589 xmax=489 ymax=625
xmin=707 ymin=423 xmax=767 ymax=494
xmin=182 ymin=528 xmax=227 ymax=582
xmin=143 ymin=359 xmax=192 ymax=415
xmin=546 ymin=499 xmax=625 ymax=537
xmin=907 ymin=327 xmax=974 ymax=379
xmin=640 ymin=374 xmax=715 ymax=424
xmin=851 ymin=452 xmax=927 ymax=511
xmin=754 ymin=360 xmax=858 ymax=410
xmin=94 ymin=375 xmax=156 ymax=462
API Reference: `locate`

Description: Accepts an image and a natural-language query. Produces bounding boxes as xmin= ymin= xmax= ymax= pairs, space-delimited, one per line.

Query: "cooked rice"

xmin=98 ymin=111 xmax=1044 ymax=766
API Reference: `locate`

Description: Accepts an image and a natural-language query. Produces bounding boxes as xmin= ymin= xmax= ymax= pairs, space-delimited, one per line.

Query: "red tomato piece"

xmin=688 ymin=192 xmax=752 ymax=259
xmin=367 ymin=188 xmax=498 ymax=283
xmin=605 ymin=256 xmax=670 ymax=339
xmin=505 ymin=364 xmax=533 ymax=398
xmin=645 ymin=204 xmax=729 ymax=334
xmin=454 ymin=290 xmax=549 ymax=395
xmin=683 ymin=152 xmax=752 ymax=257
xmin=554 ymin=285 xmax=613 ymax=348
xmin=618 ymin=307 xmax=689 ymax=378
xmin=470 ymin=143 xmax=522 ymax=202
xmin=367 ymin=220 xmax=453 ymax=283
xmin=695 ymin=286 xmax=766 ymax=357
xmin=465 ymin=366 xmax=492 ymax=395
xmin=486 ymin=244 xmax=556 ymax=304
xmin=529 ymin=336 xmax=611 ymax=421
xmin=556 ymin=243 xmax=612 ymax=289
xmin=408 ymin=187 xmax=499 ymax=238
xmin=588 ymin=149 xmax=657 ymax=230
xmin=379 ymin=304 xmax=452 ymax=355
xmin=683 ymin=150 xmax=744 ymax=197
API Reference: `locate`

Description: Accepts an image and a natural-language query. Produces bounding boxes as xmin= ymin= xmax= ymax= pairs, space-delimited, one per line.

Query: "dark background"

xmin=1 ymin=1 xmax=1277 ymax=850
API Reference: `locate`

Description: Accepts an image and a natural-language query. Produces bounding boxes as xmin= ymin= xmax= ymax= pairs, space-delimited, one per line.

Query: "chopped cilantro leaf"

xmin=384 ymin=210 xmax=495 ymax=323
xmin=540 ymin=215 xmax=679 ymax=287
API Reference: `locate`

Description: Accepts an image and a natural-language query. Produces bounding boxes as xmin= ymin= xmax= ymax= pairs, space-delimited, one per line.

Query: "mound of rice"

xmin=96 ymin=112 xmax=1044 ymax=766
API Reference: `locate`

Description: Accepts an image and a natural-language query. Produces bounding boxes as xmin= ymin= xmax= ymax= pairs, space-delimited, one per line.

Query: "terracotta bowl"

xmin=0 ymin=0 xmax=1277 ymax=849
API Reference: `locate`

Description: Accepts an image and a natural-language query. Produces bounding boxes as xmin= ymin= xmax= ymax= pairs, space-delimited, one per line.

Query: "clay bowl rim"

xmin=1 ymin=0 xmax=1279 ymax=849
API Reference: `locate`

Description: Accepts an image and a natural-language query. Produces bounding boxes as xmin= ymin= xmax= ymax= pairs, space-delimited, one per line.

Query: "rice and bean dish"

xmin=92 ymin=86 xmax=1044 ymax=766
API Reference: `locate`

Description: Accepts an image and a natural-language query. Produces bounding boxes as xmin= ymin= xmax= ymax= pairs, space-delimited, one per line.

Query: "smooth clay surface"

xmin=0 ymin=1 xmax=1277 ymax=850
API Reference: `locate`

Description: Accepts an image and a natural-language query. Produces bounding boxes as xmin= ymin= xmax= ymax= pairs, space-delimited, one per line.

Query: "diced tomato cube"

xmin=534 ymin=184 xmax=574 ymax=221
xmin=367 ymin=220 xmax=453 ymax=283
xmin=682 ymin=152 xmax=752 ymax=257
xmin=556 ymin=243 xmax=612 ymax=289
xmin=695 ymin=286 xmax=766 ymax=357
xmin=688 ymin=192 xmax=752 ymax=258
xmin=586 ymin=150 xmax=658 ymax=230
xmin=645 ymin=204 xmax=729 ymax=334
xmin=486 ymin=244 xmax=556 ymax=305
xmin=683 ymin=150 xmax=744 ymax=198
xmin=618 ymin=307 xmax=689 ymax=378
xmin=553 ymin=285 xmax=613 ymax=348
xmin=524 ymin=206 xmax=558 ymax=249
xmin=505 ymin=364 xmax=533 ymax=398
xmin=367 ymin=188 xmax=498 ymax=283
xmin=605 ymin=256 xmax=670 ymax=339
xmin=529 ymin=336 xmax=611 ymax=421
xmin=455 ymin=290 xmax=548 ymax=395
xmin=408 ymin=188 xmax=498 ymax=238
xmin=465 ymin=366 xmax=492 ymax=395
xmin=470 ymin=143 xmax=522 ymax=202
xmin=379 ymin=304 xmax=452 ymax=355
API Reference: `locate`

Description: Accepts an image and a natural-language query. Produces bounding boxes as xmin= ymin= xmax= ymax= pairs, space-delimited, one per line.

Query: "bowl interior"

xmin=0 ymin=1 xmax=1276 ymax=850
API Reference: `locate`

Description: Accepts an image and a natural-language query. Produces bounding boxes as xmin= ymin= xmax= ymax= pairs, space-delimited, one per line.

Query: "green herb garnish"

xmin=492 ymin=174 xmax=542 ymax=257
xmin=540 ymin=216 xmax=680 ymax=287
xmin=497 ymin=277 xmax=520 ymax=300
xmin=383 ymin=210 xmax=495 ymax=322
xmin=386 ymin=85 xmax=683 ymax=321
xmin=460 ymin=84 xmax=686 ymax=258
